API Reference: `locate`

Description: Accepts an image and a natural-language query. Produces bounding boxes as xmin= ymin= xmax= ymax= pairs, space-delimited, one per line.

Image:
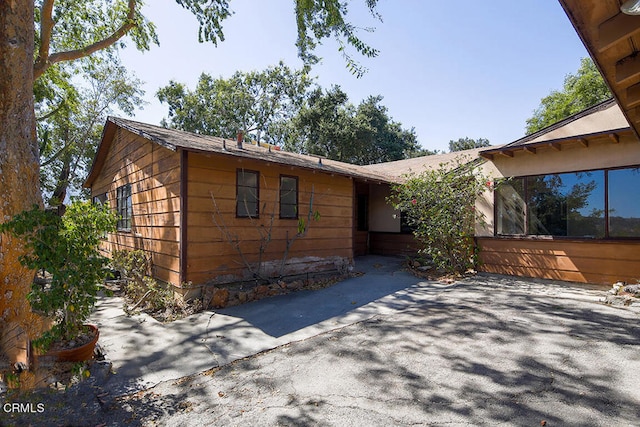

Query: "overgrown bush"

xmin=390 ymin=157 xmax=489 ymax=274
xmin=111 ymin=249 xmax=200 ymax=320
xmin=0 ymin=201 xmax=117 ymax=348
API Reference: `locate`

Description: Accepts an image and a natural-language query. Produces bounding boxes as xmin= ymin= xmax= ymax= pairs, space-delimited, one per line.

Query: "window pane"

xmin=237 ymin=187 xmax=258 ymax=217
xmin=116 ymin=184 xmax=132 ymax=231
xmin=280 ymin=176 xmax=297 ymax=219
xmin=527 ymin=171 xmax=604 ymax=238
xmin=609 ymin=167 xmax=640 ymax=237
xmin=237 ymin=171 xmax=259 ymax=217
xmin=238 ymin=170 xmax=257 ymax=187
xmin=495 ymin=178 xmax=525 ymax=235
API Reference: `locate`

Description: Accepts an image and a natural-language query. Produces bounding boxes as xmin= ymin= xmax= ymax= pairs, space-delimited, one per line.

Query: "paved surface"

xmin=89 ymin=255 xmax=418 ymax=394
xmin=2 ymin=256 xmax=640 ymax=426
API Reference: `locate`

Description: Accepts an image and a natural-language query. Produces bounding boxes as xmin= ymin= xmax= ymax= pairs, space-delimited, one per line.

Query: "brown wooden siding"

xmin=369 ymin=232 xmax=418 ymax=256
xmin=91 ymin=128 xmax=182 ymax=285
xmin=186 ymin=153 xmax=354 ymax=284
xmin=477 ymin=237 xmax=640 ymax=285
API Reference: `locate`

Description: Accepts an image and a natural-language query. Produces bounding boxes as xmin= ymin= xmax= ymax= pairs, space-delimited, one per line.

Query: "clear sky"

xmin=118 ymin=0 xmax=589 ymax=153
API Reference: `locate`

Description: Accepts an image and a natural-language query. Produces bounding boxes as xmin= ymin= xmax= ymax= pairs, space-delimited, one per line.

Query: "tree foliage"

xmin=287 ymin=86 xmax=422 ymax=164
xmin=525 ymin=57 xmax=612 ymax=134
xmin=157 ymin=62 xmax=312 ymax=144
xmin=0 ymin=201 xmax=117 ymax=344
xmin=390 ymin=157 xmax=489 ymax=274
xmin=38 ymin=59 xmax=145 ymax=205
xmin=448 ymin=137 xmax=491 ymax=152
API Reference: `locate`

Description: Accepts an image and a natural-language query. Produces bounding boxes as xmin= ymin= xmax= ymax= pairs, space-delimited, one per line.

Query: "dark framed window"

xmin=608 ymin=167 xmax=640 ymax=237
xmin=237 ymin=169 xmax=259 ymax=218
xmin=116 ymin=184 xmax=132 ymax=231
xmin=495 ymin=166 xmax=640 ymax=238
xmin=357 ymin=194 xmax=369 ymax=231
xmin=279 ymin=175 xmax=298 ymax=219
xmin=92 ymin=192 xmax=108 ymax=205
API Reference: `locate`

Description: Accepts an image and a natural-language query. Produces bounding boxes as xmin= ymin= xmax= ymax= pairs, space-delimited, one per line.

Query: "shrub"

xmin=0 ymin=201 xmax=117 ymax=348
xmin=390 ymin=157 xmax=489 ymax=274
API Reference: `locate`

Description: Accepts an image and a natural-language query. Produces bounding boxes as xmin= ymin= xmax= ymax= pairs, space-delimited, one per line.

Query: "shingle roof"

xmin=362 ymin=146 xmax=497 ymax=180
xmin=84 ymin=117 xmax=395 ymax=188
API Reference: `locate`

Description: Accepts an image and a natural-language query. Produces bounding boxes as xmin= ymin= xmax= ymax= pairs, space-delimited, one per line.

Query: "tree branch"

xmin=33 ymin=0 xmax=138 ymax=79
xmin=35 ymin=0 xmax=55 ymax=79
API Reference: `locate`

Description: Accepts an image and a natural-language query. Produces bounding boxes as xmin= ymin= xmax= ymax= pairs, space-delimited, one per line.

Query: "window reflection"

xmin=609 ymin=167 xmax=640 ymax=237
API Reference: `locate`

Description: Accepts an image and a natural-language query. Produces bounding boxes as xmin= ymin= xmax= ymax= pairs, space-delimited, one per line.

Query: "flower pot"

xmin=46 ymin=324 xmax=100 ymax=362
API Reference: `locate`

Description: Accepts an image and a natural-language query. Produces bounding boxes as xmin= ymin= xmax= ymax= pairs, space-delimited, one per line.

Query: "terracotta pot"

xmin=47 ymin=324 xmax=100 ymax=362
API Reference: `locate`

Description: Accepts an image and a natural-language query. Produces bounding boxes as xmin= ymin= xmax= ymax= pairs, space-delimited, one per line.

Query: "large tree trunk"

xmin=0 ymin=0 xmax=46 ymax=366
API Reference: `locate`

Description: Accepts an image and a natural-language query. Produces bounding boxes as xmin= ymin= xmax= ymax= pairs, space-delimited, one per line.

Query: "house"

xmin=478 ymin=98 xmax=640 ymax=284
xmin=84 ymin=117 xmax=415 ymax=293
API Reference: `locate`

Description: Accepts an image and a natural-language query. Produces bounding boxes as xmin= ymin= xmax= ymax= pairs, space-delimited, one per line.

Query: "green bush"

xmin=0 ymin=201 xmax=117 ymax=348
xmin=390 ymin=157 xmax=489 ymax=274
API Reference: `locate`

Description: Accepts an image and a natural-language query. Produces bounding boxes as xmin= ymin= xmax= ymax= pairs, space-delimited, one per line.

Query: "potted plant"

xmin=0 ymin=201 xmax=117 ymax=361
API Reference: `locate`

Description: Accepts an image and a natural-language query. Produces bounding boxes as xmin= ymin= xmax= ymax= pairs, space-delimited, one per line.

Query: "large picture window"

xmin=279 ymin=175 xmax=298 ymax=219
xmin=237 ymin=169 xmax=259 ymax=218
xmin=496 ymin=167 xmax=639 ymax=238
xmin=116 ymin=184 xmax=132 ymax=231
xmin=609 ymin=167 xmax=640 ymax=237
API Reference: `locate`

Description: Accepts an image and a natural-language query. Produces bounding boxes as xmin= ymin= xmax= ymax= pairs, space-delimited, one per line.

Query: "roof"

xmin=558 ymin=0 xmax=640 ymax=139
xmin=363 ymin=146 xmax=495 ymax=180
xmin=84 ymin=117 xmax=395 ymax=188
xmin=480 ymin=98 xmax=633 ymax=159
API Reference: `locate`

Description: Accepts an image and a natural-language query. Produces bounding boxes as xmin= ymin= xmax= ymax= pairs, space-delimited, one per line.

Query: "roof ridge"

xmin=503 ymin=97 xmax=618 ymax=148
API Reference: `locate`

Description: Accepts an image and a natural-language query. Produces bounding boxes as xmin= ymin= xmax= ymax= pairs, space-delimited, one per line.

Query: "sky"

xmin=117 ymin=0 xmax=589 ymax=153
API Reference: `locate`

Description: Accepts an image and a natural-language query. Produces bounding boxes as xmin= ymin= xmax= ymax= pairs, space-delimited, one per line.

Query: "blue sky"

xmin=118 ymin=0 xmax=589 ymax=153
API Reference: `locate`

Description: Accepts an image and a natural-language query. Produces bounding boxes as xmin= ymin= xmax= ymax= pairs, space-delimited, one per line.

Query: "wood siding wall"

xmin=478 ymin=237 xmax=640 ymax=285
xmin=370 ymin=232 xmax=418 ymax=257
xmin=91 ymin=129 xmax=182 ymax=285
xmin=186 ymin=153 xmax=354 ymax=284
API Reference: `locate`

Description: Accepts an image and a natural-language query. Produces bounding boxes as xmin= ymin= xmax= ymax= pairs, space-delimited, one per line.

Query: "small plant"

xmin=0 ymin=201 xmax=117 ymax=350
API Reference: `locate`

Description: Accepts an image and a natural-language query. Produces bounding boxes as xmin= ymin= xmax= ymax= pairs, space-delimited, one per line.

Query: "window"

xmin=495 ymin=178 xmax=525 ymax=235
xmin=116 ymin=184 xmax=132 ymax=231
xmin=609 ymin=167 xmax=640 ymax=237
xmin=280 ymin=175 xmax=298 ymax=219
xmin=495 ymin=167 xmax=640 ymax=238
xmin=527 ymin=171 xmax=605 ymax=238
xmin=357 ymin=194 xmax=369 ymax=231
xmin=237 ymin=169 xmax=259 ymax=218
xmin=92 ymin=193 xmax=108 ymax=205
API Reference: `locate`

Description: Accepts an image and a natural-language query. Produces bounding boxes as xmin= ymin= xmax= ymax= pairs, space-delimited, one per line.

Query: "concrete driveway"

xmin=107 ymin=263 xmax=639 ymax=426
xmin=3 ymin=257 xmax=640 ymax=426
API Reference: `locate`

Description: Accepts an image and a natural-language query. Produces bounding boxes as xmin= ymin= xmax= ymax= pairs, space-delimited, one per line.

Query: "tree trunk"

xmin=0 ymin=0 xmax=47 ymax=366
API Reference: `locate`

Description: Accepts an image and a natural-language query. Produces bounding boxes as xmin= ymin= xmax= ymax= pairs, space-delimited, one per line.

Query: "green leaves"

xmin=448 ymin=137 xmax=491 ymax=153
xmin=175 ymin=0 xmax=232 ymax=44
xmin=390 ymin=157 xmax=488 ymax=274
xmin=157 ymin=62 xmax=313 ymax=145
xmin=287 ymin=86 xmax=421 ymax=165
xmin=294 ymin=0 xmax=380 ymax=77
xmin=1 ymin=202 xmax=117 ymax=342
xmin=525 ymin=57 xmax=612 ymax=134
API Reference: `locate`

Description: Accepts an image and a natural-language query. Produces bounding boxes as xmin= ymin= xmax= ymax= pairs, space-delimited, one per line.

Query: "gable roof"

xmin=84 ymin=117 xmax=395 ymax=188
xmin=480 ymin=98 xmax=633 ymax=159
